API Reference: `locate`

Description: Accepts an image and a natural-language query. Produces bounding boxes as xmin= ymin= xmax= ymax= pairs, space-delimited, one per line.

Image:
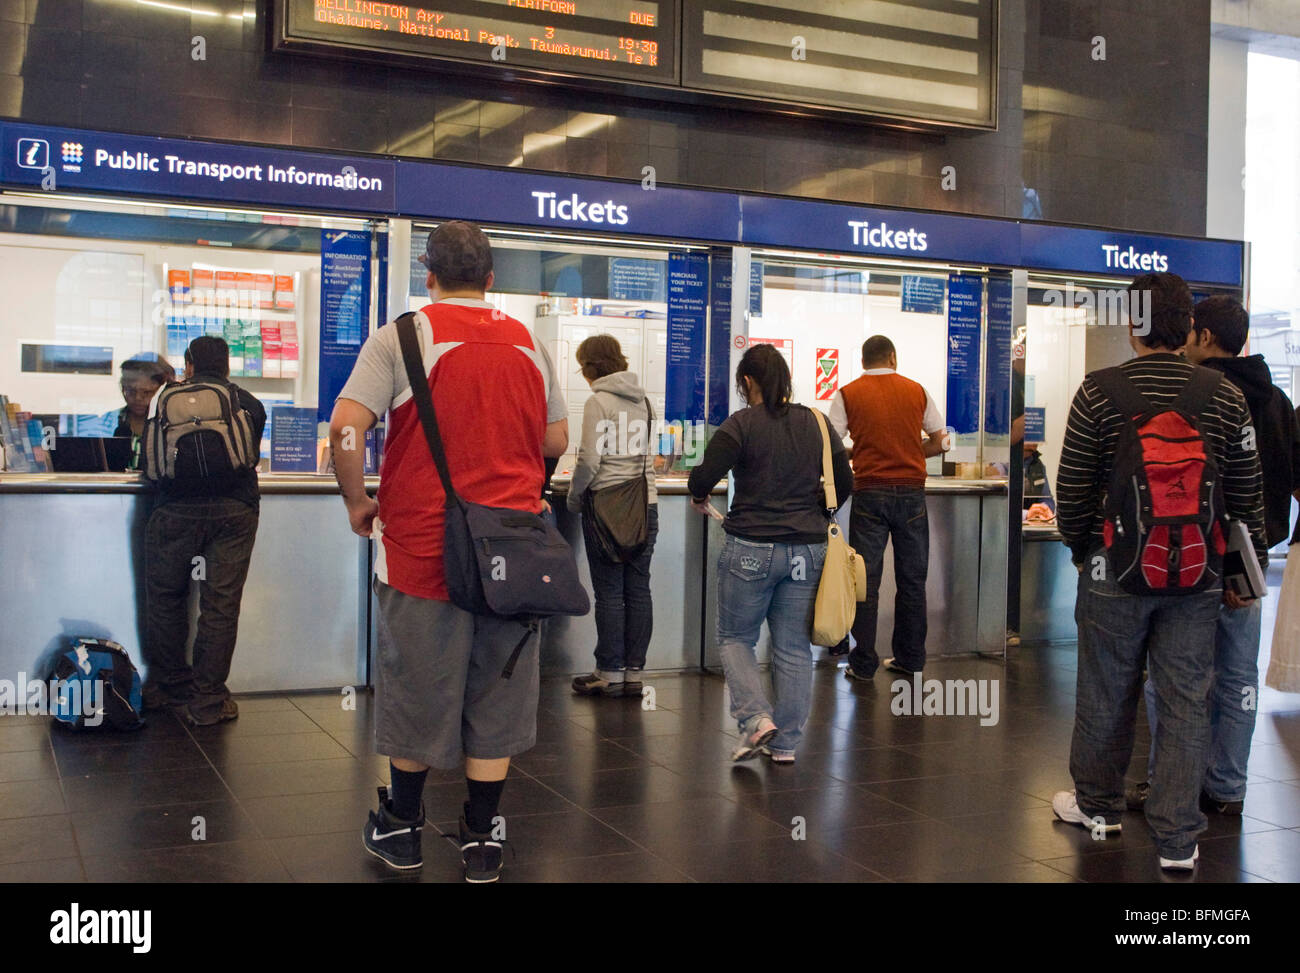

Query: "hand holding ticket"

xmin=691 ymin=497 xmax=725 ymax=521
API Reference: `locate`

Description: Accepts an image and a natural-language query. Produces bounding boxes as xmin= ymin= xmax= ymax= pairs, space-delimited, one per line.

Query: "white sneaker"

xmin=1159 ymin=846 xmax=1199 ymax=871
xmin=1052 ymin=790 xmax=1122 ymax=834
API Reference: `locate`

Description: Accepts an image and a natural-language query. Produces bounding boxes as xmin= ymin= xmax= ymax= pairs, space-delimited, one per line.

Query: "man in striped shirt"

xmin=1051 ymin=272 xmax=1267 ymax=872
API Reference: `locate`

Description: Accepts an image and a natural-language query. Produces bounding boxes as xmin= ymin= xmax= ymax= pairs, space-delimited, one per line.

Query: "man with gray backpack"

xmin=141 ymin=336 xmax=265 ymax=726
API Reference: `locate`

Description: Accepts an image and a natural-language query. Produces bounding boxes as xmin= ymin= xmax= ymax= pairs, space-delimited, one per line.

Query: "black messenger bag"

xmin=582 ymin=397 xmax=652 ymax=563
xmin=394 ymin=313 xmax=590 ymax=627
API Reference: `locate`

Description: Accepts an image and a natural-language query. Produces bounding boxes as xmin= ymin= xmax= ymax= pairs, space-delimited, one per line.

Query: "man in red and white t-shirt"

xmin=330 ymin=222 xmax=567 ymax=882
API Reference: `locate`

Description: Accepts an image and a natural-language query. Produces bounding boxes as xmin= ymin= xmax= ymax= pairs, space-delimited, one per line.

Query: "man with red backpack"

xmin=1052 ymin=272 xmax=1267 ymax=871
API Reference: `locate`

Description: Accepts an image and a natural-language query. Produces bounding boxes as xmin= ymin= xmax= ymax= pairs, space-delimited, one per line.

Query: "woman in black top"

xmin=688 ymin=343 xmax=852 ymax=764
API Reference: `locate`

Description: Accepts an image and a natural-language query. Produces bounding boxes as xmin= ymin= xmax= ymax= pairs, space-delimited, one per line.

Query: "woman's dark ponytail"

xmin=735 ymin=342 xmax=792 ymax=416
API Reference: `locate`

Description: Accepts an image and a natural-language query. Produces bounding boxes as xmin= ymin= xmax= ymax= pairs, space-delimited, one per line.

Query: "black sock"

xmin=388 ymin=762 xmax=427 ymax=820
xmin=464 ymin=777 xmax=506 ymax=834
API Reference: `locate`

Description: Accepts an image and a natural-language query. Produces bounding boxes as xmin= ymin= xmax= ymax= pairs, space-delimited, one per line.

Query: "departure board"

xmin=277 ymin=1 xmax=999 ymax=129
xmin=682 ymin=0 xmax=997 ymax=127
xmin=281 ymin=0 xmax=676 ymax=84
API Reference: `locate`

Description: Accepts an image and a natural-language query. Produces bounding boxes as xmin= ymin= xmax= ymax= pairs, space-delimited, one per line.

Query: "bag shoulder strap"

xmin=1172 ymin=365 xmax=1223 ymax=419
xmin=810 ymin=407 xmax=836 ymax=513
xmin=642 ymin=397 xmax=653 ymax=476
xmin=1090 ymin=366 xmax=1152 ymax=421
xmin=395 ymin=312 xmax=458 ymax=504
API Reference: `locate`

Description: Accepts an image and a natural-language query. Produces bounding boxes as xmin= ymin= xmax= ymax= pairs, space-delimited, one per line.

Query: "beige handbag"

xmin=809 ymin=409 xmax=866 ymax=646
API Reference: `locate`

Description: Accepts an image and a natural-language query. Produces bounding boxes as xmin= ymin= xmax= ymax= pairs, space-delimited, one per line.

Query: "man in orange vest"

xmin=830 ymin=336 xmax=948 ymax=679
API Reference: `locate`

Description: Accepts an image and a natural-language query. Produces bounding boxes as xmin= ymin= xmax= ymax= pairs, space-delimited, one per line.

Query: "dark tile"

xmin=948 ymin=805 xmax=1154 ymax=862
xmin=0 ymin=813 xmax=74 ymax=865
xmin=202 ymin=732 xmax=353 ymax=767
xmin=820 ymin=818 xmax=1032 ymax=880
xmin=0 ymin=742 xmax=57 ymax=783
xmin=0 ymin=723 xmax=51 ymax=753
xmin=0 ymin=857 xmax=84 ymax=882
xmin=506 ymin=851 xmax=690 ymax=883
xmin=1042 ymin=847 xmax=1272 ymax=884
xmin=485 ymin=808 xmax=641 ymax=864
xmin=241 ymin=789 xmax=380 ymax=840
xmin=187 ymin=709 xmax=325 ymax=738
xmin=862 ymin=773 xmax=1051 ymax=818
xmin=1198 ymin=829 xmax=1300 ymax=883
xmin=82 ymin=838 xmax=292 ymax=882
xmin=219 ymin=757 xmax=382 ymax=800
xmin=0 ymin=779 xmax=66 ymax=819
xmin=509 ymin=738 xmax=648 ymax=776
xmin=736 ymin=784 xmax=923 ymax=834
xmin=533 ymin=765 xmax=721 ymax=809
xmin=61 ymin=766 xmax=230 ymax=813
xmin=591 ymin=796 xmax=786 ymax=849
xmin=52 ymin=737 xmax=209 ymax=777
xmin=1232 ymin=782 xmax=1300 ymax=829
xmin=665 ymin=834 xmax=885 ymax=883
xmin=900 ymin=861 xmax=1080 ymax=883
xmin=71 ymin=799 xmax=261 ymax=852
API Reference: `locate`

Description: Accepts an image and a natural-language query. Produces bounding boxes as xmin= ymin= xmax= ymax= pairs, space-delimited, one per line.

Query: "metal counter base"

xmin=0 ymin=477 xmax=366 ymax=694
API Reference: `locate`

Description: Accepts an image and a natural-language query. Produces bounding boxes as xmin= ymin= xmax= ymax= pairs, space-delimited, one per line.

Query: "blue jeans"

xmin=1071 ymin=568 xmax=1219 ymax=860
xmin=716 ymin=535 xmax=826 ymax=756
xmin=582 ymin=505 xmax=658 ymax=672
xmin=1144 ymin=599 xmax=1262 ymax=802
xmin=847 ymin=486 xmax=929 ymax=674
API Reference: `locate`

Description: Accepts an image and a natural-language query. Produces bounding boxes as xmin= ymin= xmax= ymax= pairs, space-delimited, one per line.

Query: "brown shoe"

xmin=184 ymin=697 xmax=239 ymax=726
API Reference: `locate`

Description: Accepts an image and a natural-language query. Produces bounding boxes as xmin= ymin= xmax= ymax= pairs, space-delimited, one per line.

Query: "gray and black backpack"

xmin=143 ymin=381 xmax=258 ymax=482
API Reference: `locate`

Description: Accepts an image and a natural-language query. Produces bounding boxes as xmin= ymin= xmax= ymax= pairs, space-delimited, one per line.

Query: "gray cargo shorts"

xmin=372 ymin=579 xmax=540 ymax=769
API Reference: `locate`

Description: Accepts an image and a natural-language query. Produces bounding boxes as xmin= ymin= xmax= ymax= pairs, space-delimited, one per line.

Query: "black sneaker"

xmin=458 ymin=816 xmax=504 ymax=883
xmin=1125 ymin=780 xmax=1150 ymax=811
xmin=843 ymin=663 xmax=875 ymax=683
xmin=1200 ymin=790 xmax=1244 ymax=816
xmin=827 ymin=637 xmax=851 ymax=658
xmin=362 ymin=787 xmax=424 ymax=870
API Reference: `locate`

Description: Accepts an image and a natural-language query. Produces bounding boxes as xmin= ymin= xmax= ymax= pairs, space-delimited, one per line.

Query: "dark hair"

xmin=862 ymin=335 xmax=896 ymax=368
xmin=120 ymin=353 xmax=174 ymax=385
xmin=421 ymin=221 xmax=493 ymax=291
xmin=1193 ymin=295 xmax=1249 ymax=356
xmin=575 ymin=334 xmax=628 ymax=382
xmin=1129 ymin=272 xmax=1193 ymax=350
xmin=185 ymin=336 xmax=230 ymax=378
xmin=736 ymin=342 xmax=792 ymax=416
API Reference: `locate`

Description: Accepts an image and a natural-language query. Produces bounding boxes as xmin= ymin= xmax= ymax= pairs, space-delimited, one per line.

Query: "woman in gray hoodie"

xmin=568 ymin=334 xmax=658 ymax=699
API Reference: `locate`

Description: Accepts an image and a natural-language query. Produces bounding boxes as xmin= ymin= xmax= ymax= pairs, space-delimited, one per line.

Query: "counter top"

xmin=1 ymin=473 xmax=1004 ymax=497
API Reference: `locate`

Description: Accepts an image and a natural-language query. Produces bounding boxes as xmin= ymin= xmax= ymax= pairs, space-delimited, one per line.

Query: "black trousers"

xmin=144 ymin=498 xmax=259 ymax=721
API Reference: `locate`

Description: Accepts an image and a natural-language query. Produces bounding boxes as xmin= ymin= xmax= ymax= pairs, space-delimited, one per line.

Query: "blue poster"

xmin=608 ymin=257 xmax=667 ymax=302
xmin=901 ymin=275 xmax=946 ymax=314
xmin=945 ymin=274 xmax=983 ymax=437
xmin=270 ymin=406 xmax=318 ymax=472
xmin=1024 ymin=407 xmax=1046 ymax=442
xmin=985 ymin=275 xmax=1013 ymax=438
xmin=318 ymin=229 xmax=371 ymax=423
xmin=666 ymin=252 xmax=709 ymax=424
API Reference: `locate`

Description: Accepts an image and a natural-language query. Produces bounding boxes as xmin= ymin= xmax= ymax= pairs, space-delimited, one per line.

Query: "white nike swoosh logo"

xmin=372 ymin=826 xmax=414 ymax=841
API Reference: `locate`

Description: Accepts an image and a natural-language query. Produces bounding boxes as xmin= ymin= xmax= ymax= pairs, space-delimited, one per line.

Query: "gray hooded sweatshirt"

xmin=567 ymin=370 xmax=658 ymax=512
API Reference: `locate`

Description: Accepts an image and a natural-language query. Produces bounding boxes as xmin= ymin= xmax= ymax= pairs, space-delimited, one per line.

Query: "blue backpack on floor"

xmin=51 ymin=638 xmax=145 ymax=731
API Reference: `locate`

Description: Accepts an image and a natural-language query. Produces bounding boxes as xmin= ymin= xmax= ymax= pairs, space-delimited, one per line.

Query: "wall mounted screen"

xmin=277 ymin=0 xmax=998 ymax=129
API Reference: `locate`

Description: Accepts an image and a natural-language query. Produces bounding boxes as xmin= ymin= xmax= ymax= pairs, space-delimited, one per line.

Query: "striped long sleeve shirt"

xmin=1055 ymin=353 xmax=1268 ymax=568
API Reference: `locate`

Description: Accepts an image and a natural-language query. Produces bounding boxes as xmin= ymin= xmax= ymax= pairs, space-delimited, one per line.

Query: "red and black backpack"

xmin=1093 ymin=366 xmax=1229 ymax=595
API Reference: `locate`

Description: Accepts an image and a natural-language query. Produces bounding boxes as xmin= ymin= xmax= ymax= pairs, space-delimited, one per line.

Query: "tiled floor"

xmin=2 ymin=639 xmax=1298 ymax=883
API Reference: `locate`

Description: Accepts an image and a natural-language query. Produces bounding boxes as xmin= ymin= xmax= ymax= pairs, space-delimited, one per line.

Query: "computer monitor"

xmin=48 ymin=437 xmax=135 ymax=473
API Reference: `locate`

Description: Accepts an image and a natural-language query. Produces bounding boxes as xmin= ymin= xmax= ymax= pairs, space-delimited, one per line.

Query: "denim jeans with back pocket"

xmin=715 ymin=535 xmax=826 ymax=755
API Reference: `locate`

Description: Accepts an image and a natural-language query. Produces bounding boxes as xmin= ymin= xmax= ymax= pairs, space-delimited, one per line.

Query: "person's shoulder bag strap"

xmin=394 ymin=311 xmax=458 ymax=506
xmin=1090 ymin=366 xmax=1151 ymax=421
xmin=810 ymin=406 xmax=837 ymax=515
